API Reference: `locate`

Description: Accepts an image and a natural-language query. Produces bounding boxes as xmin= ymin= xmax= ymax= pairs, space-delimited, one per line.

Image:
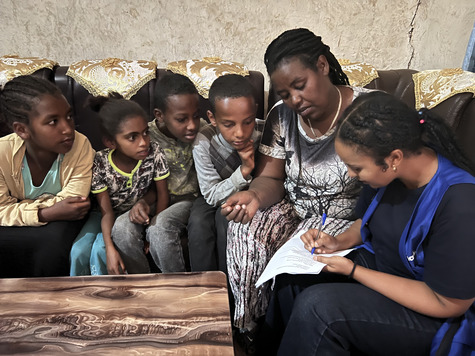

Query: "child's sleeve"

xmin=90 ymin=151 xmax=109 ymax=194
xmin=152 ymin=142 xmax=170 ymax=182
xmin=0 ymin=168 xmax=39 ymax=226
xmin=0 ymin=133 xmax=94 ymax=226
xmin=193 ymin=133 xmax=251 ymax=207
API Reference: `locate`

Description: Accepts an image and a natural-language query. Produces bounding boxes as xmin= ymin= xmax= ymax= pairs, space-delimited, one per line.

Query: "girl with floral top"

xmin=70 ymin=93 xmax=169 ymax=275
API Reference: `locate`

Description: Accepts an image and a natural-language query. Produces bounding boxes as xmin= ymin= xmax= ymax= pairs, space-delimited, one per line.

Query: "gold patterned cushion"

xmin=167 ymin=57 xmax=249 ymax=98
xmin=337 ymin=59 xmax=379 ymax=87
xmin=0 ymin=55 xmax=57 ymax=87
xmin=66 ymin=58 xmax=157 ymax=99
xmin=413 ymin=68 xmax=475 ymax=109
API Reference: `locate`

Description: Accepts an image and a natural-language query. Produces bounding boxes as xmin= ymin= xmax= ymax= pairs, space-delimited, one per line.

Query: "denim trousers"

xmin=145 ymin=198 xmax=193 ymax=273
xmin=187 ymin=196 xmax=229 ymax=273
xmin=259 ymin=249 xmax=445 ymax=356
xmin=70 ymin=210 xmax=108 ymax=276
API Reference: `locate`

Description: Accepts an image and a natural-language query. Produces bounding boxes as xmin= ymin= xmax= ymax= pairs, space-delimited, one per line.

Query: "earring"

xmin=392 ymin=165 xmax=397 ymax=172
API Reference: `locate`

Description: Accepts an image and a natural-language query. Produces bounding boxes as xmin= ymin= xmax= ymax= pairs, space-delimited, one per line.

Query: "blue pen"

xmin=311 ymin=213 xmax=327 ymax=255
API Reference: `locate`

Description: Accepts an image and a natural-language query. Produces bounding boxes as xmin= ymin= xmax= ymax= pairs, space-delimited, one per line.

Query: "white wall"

xmin=1 ymin=0 xmax=474 ymax=89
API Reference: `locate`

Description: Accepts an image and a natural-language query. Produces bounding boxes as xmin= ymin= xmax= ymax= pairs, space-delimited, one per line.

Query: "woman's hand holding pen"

xmin=301 ymin=230 xmax=340 ymax=254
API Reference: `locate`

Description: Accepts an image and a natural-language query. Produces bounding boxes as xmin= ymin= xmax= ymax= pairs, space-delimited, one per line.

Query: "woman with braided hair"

xmin=221 ymin=28 xmax=372 ymax=347
xmin=261 ymin=91 xmax=475 ymax=355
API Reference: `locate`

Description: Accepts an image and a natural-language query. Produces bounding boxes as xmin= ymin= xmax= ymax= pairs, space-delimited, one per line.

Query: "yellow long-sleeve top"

xmin=0 ymin=132 xmax=94 ymax=226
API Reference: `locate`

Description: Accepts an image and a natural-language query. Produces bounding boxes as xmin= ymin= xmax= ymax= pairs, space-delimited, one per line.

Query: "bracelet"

xmin=348 ymin=261 xmax=357 ymax=279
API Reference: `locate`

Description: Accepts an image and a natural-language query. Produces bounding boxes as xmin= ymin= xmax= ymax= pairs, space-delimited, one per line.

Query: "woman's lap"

xmin=278 ymin=282 xmax=443 ymax=356
xmin=227 ymin=199 xmax=301 ymax=328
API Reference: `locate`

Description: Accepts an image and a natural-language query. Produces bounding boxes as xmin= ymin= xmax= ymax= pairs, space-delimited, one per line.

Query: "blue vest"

xmin=360 ymin=154 xmax=475 ymax=355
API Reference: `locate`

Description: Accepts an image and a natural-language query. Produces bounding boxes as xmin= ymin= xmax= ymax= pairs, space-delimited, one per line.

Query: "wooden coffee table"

xmin=0 ymin=272 xmax=233 ymax=355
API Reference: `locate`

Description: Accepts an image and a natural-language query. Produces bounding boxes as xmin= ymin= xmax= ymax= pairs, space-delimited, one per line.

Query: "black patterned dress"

xmin=227 ymin=87 xmax=370 ymax=329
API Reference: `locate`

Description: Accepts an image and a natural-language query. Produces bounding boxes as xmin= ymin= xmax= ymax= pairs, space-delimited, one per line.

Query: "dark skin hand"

xmin=38 ymin=196 xmax=91 ymax=222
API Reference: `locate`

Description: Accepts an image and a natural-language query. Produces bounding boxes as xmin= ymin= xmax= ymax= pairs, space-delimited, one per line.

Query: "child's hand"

xmin=237 ymin=139 xmax=255 ymax=179
xmin=106 ymin=247 xmax=126 ymax=275
xmin=301 ymin=229 xmax=339 ymax=254
xmin=39 ymin=196 xmax=90 ymax=222
xmin=221 ymin=190 xmax=260 ymax=224
xmin=129 ymin=199 xmax=150 ymax=225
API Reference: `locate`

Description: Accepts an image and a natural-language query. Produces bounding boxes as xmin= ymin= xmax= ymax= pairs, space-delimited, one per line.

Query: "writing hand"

xmin=301 ymin=230 xmax=339 ymax=254
xmin=129 ymin=199 xmax=150 ymax=225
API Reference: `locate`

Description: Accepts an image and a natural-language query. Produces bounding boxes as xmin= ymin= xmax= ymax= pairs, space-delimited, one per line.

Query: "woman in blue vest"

xmin=260 ymin=91 xmax=475 ymax=355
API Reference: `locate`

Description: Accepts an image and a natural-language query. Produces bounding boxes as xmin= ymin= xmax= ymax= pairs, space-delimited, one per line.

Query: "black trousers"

xmin=257 ymin=249 xmax=444 ymax=356
xmin=0 ymin=219 xmax=86 ymax=278
xmin=187 ymin=196 xmax=229 ymax=273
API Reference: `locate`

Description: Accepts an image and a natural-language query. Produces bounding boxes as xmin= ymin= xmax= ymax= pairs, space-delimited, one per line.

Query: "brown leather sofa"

xmin=0 ymin=67 xmax=265 ymax=147
xmin=53 ymin=67 xmax=265 ymax=150
xmin=268 ymin=69 xmax=475 ymax=166
xmin=0 ymin=66 xmax=265 ymax=272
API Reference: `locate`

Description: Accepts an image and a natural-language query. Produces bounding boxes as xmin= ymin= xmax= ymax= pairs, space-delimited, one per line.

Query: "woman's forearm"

xmin=249 ymin=176 xmax=285 ymax=209
xmin=335 ymin=219 xmax=363 ymax=249
xmin=353 ymin=265 xmax=474 ymax=318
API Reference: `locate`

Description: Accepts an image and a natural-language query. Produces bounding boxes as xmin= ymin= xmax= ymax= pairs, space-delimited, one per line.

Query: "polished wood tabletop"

xmin=0 ymin=271 xmax=233 ymax=355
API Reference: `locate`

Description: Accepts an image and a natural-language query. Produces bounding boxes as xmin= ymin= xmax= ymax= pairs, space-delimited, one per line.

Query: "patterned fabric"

xmin=192 ymin=120 xmax=263 ymax=206
xmin=167 ymin=57 xmax=249 ymax=98
xmin=148 ymin=119 xmax=206 ymax=198
xmin=66 ymin=57 xmax=157 ymax=99
xmin=338 ymin=59 xmax=379 ymax=87
xmin=227 ymin=199 xmax=301 ymax=329
xmin=413 ymin=68 xmax=475 ymax=109
xmin=227 ymin=86 xmax=370 ymax=329
xmin=91 ymin=141 xmax=169 ymax=215
xmin=203 ymin=125 xmax=243 ymax=179
xmin=0 ymin=55 xmax=57 ymax=87
xmin=259 ymin=86 xmax=370 ymax=222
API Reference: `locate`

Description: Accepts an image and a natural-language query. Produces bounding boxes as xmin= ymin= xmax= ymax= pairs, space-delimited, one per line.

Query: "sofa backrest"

xmin=53 ymin=67 xmax=265 ymax=150
xmin=268 ymin=68 xmax=475 ymax=166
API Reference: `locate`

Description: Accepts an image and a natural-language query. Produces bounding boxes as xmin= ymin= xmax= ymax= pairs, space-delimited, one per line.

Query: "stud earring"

xmin=392 ymin=165 xmax=397 ymax=172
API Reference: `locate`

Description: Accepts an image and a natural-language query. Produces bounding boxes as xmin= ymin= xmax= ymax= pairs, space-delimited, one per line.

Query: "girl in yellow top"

xmin=0 ymin=75 xmax=94 ymax=277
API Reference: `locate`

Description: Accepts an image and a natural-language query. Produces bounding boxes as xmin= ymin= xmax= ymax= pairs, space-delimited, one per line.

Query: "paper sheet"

xmin=255 ymin=230 xmax=354 ymax=287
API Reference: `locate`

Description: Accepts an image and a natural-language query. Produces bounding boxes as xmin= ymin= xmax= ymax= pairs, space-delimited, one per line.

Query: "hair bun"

xmin=88 ymin=92 xmax=124 ymax=112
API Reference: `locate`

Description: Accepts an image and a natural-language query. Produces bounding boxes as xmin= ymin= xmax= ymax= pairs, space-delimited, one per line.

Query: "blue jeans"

xmin=260 ymin=249 xmax=445 ymax=355
xmin=72 ymin=209 xmax=150 ymax=275
xmin=146 ymin=197 xmax=193 ymax=273
xmin=70 ymin=210 xmax=108 ymax=276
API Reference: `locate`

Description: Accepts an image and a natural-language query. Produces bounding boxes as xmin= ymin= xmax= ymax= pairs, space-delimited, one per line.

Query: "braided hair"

xmin=89 ymin=92 xmax=148 ymax=141
xmin=264 ymin=29 xmax=350 ymax=190
xmin=336 ymin=91 xmax=475 ymax=176
xmin=264 ymin=28 xmax=349 ymax=85
xmin=0 ymin=75 xmax=62 ymax=128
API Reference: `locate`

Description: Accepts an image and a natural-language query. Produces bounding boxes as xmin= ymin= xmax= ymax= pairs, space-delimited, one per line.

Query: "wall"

xmin=1 ymin=0 xmax=474 ymax=90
